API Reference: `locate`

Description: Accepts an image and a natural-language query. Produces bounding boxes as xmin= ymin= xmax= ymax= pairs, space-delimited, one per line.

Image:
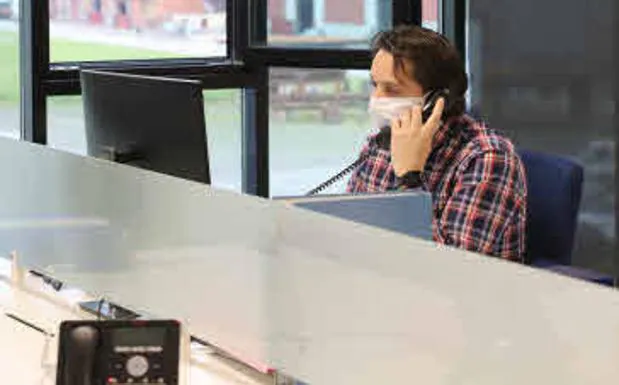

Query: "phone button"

xmin=126 ymin=355 xmax=149 ymax=378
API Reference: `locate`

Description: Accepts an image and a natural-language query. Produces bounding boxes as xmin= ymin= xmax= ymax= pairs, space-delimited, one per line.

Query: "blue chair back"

xmin=517 ymin=150 xmax=583 ymax=265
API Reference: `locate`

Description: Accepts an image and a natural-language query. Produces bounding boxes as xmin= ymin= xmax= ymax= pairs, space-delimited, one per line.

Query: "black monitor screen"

xmin=80 ymin=69 xmax=210 ymax=184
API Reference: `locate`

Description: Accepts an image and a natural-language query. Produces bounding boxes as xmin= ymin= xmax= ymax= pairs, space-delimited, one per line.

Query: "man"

xmin=347 ymin=25 xmax=527 ymax=262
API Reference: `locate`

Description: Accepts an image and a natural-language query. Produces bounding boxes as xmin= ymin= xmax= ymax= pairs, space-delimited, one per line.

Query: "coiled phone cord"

xmin=305 ymin=128 xmax=390 ymax=196
xmin=305 ymin=155 xmax=368 ymax=196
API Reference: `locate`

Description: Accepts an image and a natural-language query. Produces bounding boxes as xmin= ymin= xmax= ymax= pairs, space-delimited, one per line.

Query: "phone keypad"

xmin=106 ymin=353 xmax=171 ymax=385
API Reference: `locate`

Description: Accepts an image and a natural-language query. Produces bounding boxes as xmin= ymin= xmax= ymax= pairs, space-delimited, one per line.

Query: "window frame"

xmin=23 ymin=0 xmax=427 ymax=198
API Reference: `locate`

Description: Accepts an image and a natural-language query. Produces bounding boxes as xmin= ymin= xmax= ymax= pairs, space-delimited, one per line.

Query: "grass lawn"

xmin=0 ymin=32 xmax=19 ymax=106
xmin=0 ymin=31 xmax=234 ymax=106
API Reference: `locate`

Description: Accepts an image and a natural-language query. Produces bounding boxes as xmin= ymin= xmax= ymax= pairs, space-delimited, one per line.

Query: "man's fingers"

xmin=423 ymin=97 xmax=445 ymax=135
xmin=392 ymin=105 xmax=421 ymax=133
xmin=400 ymin=107 xmax=412 ymax=128
xmin=411 ymin=105 xmax=422 ymax=130
xmin=390 ymin=116 xmax=401 ymax=130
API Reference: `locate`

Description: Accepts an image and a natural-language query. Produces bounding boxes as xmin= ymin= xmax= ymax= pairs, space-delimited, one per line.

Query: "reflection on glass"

xmin=49 ymin=0 xmax=226 ymax=62
xmin=467 ymin=0 xmax=615 ymax=275
xmin=0 ymin=7 xmax=19 ymax=139
xmin=267 ymin=0 xmax=391 ymax=47
xmin=47 ymin=90 xmax=241 ymax=192
xmin=269 ymin=68 xmax=371 ymax=197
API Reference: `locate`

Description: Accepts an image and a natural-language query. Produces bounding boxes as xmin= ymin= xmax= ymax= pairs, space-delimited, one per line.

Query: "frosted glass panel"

xmin=0 ymin=137 xmax=618 ymax=384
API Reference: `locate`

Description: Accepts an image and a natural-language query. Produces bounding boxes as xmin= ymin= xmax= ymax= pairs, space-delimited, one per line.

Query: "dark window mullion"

xmin=393 ymin=0 xmax=422 ymax=26
xmin=232 ymin=0 xmax=251 ymax=61
xmin=244 ymin=47 xmax=371 ymax=69
xmin=251 ymin=0 xmax=268 ymax=46
xmin=240 ymin=0 xmax=269 ymax=197
xmin=43 ymin=62 xmax=257 ymax=96
xmin=20 ymin=0 xmax=49 ymax=144
xmin=442 ymin=0 xmax=466 ymax=59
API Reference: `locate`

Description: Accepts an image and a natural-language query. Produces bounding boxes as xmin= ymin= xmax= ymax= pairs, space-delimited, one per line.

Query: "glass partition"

xmin=0 ymin=136 xmax=618 ymax=384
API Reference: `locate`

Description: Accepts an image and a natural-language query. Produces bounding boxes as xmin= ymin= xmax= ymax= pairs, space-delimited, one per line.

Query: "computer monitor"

xmin=80 ymin=69 xmax=211 ymax=184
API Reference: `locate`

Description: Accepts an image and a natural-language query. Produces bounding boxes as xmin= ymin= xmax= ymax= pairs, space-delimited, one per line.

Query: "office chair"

xmin=518 ymin=149 xmax=613 ymax=286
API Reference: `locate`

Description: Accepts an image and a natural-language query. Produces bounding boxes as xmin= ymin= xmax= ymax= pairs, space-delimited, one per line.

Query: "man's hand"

xmin=390 ymin=97 xmax=445 ymax=177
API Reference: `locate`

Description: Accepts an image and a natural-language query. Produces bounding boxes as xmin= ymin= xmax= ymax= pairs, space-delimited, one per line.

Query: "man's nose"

xmin=372 ymin=87 xmax=385 ymax=98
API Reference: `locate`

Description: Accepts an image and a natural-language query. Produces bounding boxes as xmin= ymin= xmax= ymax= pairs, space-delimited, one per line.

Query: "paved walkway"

xmin=0 ymin=19 xmax=226 ymax=56
xmin=49 ymin=21 xmax=226 ymax=56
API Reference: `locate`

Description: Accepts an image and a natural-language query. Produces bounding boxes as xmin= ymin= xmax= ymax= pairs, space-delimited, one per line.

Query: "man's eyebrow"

xmin=370 ymin=76 xmax=399 ymax=86
xmin=382 ymin=80 xmax=401 ymax=87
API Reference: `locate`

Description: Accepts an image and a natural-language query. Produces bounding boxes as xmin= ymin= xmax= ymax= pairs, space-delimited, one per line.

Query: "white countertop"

xmin=0 ymin=258 xmax=267 ymax=385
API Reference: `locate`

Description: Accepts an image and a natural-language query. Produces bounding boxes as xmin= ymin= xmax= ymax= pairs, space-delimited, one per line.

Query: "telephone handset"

xmin=375 ymin=88 xmax=450 ymax=151
xmin=56 ymin=320 xmax=184 ymax=385
xmin=62 ymin=325 xmax=99 ymax=385
xmin=305 ymin=89 xmax=449 ymax=195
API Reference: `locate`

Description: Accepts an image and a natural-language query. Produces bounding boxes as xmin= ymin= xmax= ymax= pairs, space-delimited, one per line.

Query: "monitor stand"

xmin=99 ymin=146 xmax=146 ymax=166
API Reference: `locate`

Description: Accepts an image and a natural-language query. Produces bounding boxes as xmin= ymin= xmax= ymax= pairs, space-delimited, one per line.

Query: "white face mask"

xmin=368 ymin=96 xmax=424 ymax=129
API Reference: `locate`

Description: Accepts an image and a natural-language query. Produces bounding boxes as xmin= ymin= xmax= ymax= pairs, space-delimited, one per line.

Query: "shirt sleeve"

xmin=435 ymin=150 xmax=526 ymax=261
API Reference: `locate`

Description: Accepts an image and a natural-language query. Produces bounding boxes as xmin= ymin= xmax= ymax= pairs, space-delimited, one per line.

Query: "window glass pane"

xmin=269 ymin=68 xmax=371 ymax=196
xmin=267 ymin=0 xmax=391 ymax=47
xmin=47 ymin=90 xmax=241 ymax=192
xmin=0 ymin=8 xmax=19 ymax=139
xmin=49 ymin=0 xmax=226 ymax=62
xmin=467 ymin=0 xmax=615 ymax=275
xmin=422 ymin=0 xmax=439 ymax=31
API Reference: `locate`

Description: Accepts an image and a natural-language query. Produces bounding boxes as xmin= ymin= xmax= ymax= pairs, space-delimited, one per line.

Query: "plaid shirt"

xmin=347 ymin=115 xmax=527 ymax=261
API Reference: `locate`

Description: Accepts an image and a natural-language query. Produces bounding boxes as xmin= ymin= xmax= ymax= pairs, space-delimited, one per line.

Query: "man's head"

xmin=370 ymin=25 xmax=468 ymax=119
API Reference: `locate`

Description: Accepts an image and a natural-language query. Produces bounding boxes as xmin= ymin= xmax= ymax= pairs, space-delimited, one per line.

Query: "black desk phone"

xmin=306 ymin=89 xmax=449 ymax=195
xmin=56 ymin=319 xmax=184 ymax=385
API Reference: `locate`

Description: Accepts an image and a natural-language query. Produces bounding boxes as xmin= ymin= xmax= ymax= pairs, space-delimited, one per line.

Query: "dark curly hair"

xmin=372 ymin=25 xmax=468 ymax=118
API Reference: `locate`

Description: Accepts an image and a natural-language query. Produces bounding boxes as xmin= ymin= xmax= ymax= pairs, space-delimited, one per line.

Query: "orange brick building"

xmin=267 ymin=0 xmax=439 ymax=36
xmin=50 ymin=0 xmax=440 ymax=33
xmin=50 ymin=0 xmax=206 ymax=30
xmin=268 ymin=0 xmax=387 ymax=37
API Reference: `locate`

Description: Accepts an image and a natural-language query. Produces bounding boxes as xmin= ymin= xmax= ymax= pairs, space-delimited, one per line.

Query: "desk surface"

xmin=0 ymin=283 xmax=50 ymax=385
xmin=0 ymin=260 xmax=267 ymax=385
xmin=1 ymin=137 xmax=619 ymax=384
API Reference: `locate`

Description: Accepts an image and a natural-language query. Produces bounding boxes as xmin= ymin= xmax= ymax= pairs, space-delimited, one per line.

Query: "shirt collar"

xmin=425 ymin=115 xmax=470 ymax=172
xmin=431 ymin=115 xmax=462 ymax=148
